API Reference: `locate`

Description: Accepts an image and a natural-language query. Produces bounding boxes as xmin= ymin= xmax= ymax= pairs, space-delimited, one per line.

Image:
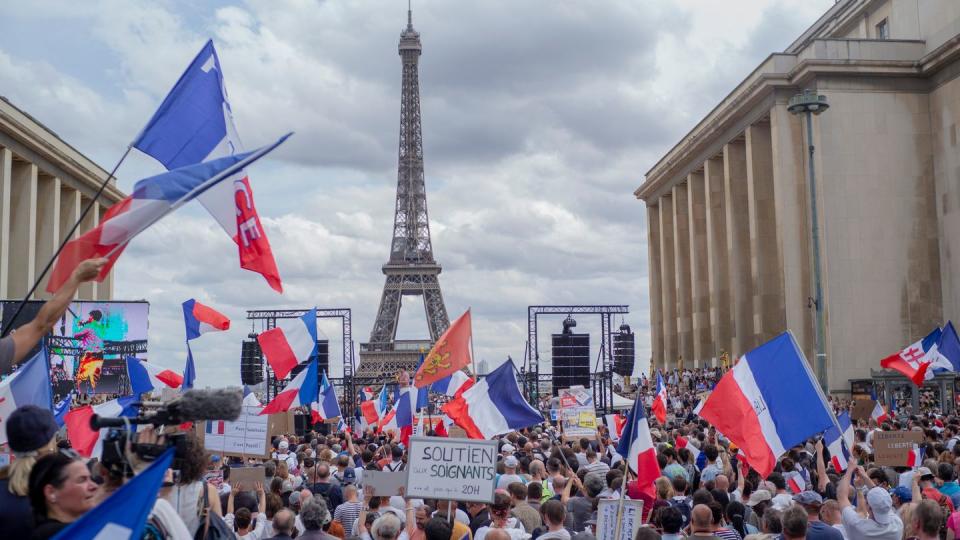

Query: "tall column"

xmin=9 ymin=161 xmax=37 ymax=298
xmin=659 ymin=194 xmax=677 ymax=371
xmin=0 ymin=148 xmax=11 ymax=299
xmin=35 ymin=174 xmax=61 ymax=299
xmin=97 ymin=204 xmax=111 ymax=300
xmin=673 ymin=184 xmax=693 ymax=369
xmin=724 ymin=140 xmax=754 ymax=356
xmin=705 ymin=156 xmax=732 ymax=361
xmin=770 ymin=100 xmax=814 ymax=361
xmin=647 ymin=204 xmax=664 ymax=371
xmin=688 ymin=171 xmax=710 ymax=367
xmin=746 ymin=122 xmax=786 ymax=343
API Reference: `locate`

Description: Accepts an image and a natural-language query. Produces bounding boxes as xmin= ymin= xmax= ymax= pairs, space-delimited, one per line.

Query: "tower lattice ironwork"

xmin=358 ymin=7 xmax=450 ymax=377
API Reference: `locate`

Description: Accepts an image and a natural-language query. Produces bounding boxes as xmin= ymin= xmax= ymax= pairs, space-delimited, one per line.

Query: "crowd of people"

xmin=5 ymin=261 xmax=960 ymax=540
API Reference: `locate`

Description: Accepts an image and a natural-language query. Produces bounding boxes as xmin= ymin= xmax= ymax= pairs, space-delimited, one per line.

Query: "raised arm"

xmin=228 ymin=483 xmax=239 ymax=515
xmin=256 ymin=481 xmax=266 ymax=513
xmin=10 ymin=258 xmax=107 ymax=364
xmin=815 ymin=439 xmax=828 ymax=492
xmin=837 ymin=463 xmax=855 ymax=509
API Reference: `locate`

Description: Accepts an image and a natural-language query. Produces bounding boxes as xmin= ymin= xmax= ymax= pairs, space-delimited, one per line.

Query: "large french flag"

xmin=260 ymin=358 xmax=319 ymax=416
xmin=651 ymin=372 xmax=667 ymax=424
xmin=0 ymin=348 xmax=53 ymax=445
xmin=361 ymin=385 xmax=389 ymax=425
xmin=127 ymin=357 xmax=183 ymax=395
xmin=616 ymin=392 xmax=660 ymax=498
xmin=183 ymin=299 xmax=230 ymax=340
xmin=258 ymin=310 xmax=318 ymax=380
xmin=443 ymin=359 xmax=544 ymax=439
xmin=133 ymin=40 xmax=283 ymax=293
xmin=311 ymin=372 xmax=342 ymax=423
xmin=604 ymin=413 xmax=627 ymax=441
xmin=824 ymin=412 xmax=853 ymax=473
xmin=696 ymin=332 xmax=835 ymax=477
xmin=46 ymin=136 xmax=290 ymax=293
xmin=881 ymin=327 xmax=951 ymax=386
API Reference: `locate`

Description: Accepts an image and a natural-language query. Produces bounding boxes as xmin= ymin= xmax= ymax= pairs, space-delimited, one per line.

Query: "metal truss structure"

xmin=360 ymin=7 xmax=449 ymax=378
xmin=523 ymin=305 xmax=629 ymax=414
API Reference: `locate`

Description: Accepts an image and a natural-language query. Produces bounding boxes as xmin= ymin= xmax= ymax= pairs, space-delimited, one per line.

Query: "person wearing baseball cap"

xmin=837 ymin=465 xmax=903 ymax=540
xmin=0 ymin=405 xmax=61 ymax=539
xmin=496 ymin=456 xmax=526 ymax=490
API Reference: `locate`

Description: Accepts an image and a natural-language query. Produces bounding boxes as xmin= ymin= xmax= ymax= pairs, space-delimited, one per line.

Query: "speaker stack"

xmin=613 ymin=323 xmax=635 ymax=377
xmin=240 ymin=339 xmax=264 ymax=386
xmin=551 ymin=316 xmax=590 ymax=395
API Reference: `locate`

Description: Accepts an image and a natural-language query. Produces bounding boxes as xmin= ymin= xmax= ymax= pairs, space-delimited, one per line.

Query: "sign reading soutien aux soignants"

xmin=405 ymin=437 xmax=498 ymax=503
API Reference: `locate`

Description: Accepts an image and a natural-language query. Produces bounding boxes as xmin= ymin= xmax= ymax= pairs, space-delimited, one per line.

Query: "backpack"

xmin=310 ymin=482 xmax=336 ymax=513
xmin=194 ymin=483 xmax=233 ymax=540
xmin=668 ymin=497 xmax=692 ymax=528
xmin=385 ymin=461 xmax=405 ymax=472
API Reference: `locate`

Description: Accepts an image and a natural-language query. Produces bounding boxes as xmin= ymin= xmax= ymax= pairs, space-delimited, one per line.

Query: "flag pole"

xmin=468 ymin=308 xmax=476 ymax=376
xmin=0 ymin=146 xmax=132 ymax=339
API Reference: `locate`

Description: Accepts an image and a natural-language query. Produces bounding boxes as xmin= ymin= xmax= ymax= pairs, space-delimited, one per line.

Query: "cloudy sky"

xmin=0 ymin=0 xmax=833 ymax=387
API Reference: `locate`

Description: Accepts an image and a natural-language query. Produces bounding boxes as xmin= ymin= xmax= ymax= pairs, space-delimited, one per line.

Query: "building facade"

xmin=0 ymin=97 xmax=124 ymax=301
xmin=636 ymin=0 xmax=960 ymax=392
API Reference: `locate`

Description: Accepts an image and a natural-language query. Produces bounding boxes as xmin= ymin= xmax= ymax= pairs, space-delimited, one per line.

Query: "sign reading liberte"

xmin=406 ymin=437 xmax=498 ymax=503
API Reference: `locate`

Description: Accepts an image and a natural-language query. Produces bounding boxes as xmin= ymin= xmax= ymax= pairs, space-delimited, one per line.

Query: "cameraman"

xmin=0 ymin=258 xmax=106 ymax=372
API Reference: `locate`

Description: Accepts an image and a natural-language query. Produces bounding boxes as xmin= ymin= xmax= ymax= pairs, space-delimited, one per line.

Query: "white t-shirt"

xmin=224 ymin=512 xmax=268 ymax=540
xmin=841 ymin=506 xmax=903 ymax=540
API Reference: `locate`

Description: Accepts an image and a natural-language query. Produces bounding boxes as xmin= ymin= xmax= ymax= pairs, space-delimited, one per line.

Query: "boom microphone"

xmin=90 ymin=388 xmax=243 ymax=430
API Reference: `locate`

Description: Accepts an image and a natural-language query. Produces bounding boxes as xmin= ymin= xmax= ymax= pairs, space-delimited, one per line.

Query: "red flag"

xmin=414 ymin=310 xmax=472 ymax=388
xmin=64 ymin=406 xmax=98 ymax=457
xmin=234 ymin=178 xmax=283 ymax=292
xmin=360 ymin=401 xmax=381 ymax=424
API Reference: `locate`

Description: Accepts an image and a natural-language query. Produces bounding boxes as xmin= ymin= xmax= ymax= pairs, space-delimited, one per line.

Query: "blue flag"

xmin=183 ymin=342 xmax=196 ymax=390
xmin=0 ymin=345 xmax=53 ymax=445
xmin=53 ymin=448 xmax=174 ymax=539
xmin=53 ymin=392 xmax=73 ymax=428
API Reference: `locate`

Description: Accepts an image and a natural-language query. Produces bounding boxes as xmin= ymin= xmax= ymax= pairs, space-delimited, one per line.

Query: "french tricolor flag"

xmin=361 ymin=385 xmax=389 ymax=425
xmin=0 ymin=348 xmax=53 ymax=446
xmin=183 ymin=299 xmax=230 ymax=340
xmin=311 ymin=372 xmax=342 ymax=423
xmin=206 ymin=420 xmax=226 ymax=435
xmin=258 ymin=310 xmax=317 ymax=380
xmin=260 ymin=358 xmax=319 ymax=416
xmin=65 ymin=396 xmax=139 ymax=458
xmin=786 ymin=472 xmax=805 ymax=494
xmin=651 ymin=372 xmax=667 ymax=424
xmin=696 ymin=332 xmax=835 ymax=477
xmin=872 ymin=396 xmax=890 ymax=425
xmin=442 ymin=359 xmax=544 ymax=440
xmin=824 ymin=412 xmax=852 ymax=473
xmin=880 ymin=328 xmax=951 ymax=386
xmin=431 ymin=370 xmax=474 ymax=398
xmin=127 ymin=357 xmax=183 ymax=395
xmin=616 ymin=390 xmax=660 ymax=498
xmin=907 ymin=444 xmax=925 ymax=468
xmin=604 ymin=413 xmax=627 ymax=441
xmin=46 ymin=137 xmax=290 ymax=293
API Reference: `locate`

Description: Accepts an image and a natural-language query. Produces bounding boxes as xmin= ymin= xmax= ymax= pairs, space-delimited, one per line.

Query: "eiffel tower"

xmin=357 ymin=6 xmax=450 ymax=377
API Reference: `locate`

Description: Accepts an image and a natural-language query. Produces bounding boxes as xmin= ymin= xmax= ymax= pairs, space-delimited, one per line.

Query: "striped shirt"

xmin=335 ymin=501 xmax=364 ymax=531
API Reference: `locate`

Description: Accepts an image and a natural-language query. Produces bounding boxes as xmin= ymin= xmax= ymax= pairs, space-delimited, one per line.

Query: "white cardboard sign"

xmin=596 ymin=499 xmax=645 ymax=540
xmin=202 ymin=405 xmax=269 ymax=457
xmin=405 ymin=437 xmax=497 ymax=503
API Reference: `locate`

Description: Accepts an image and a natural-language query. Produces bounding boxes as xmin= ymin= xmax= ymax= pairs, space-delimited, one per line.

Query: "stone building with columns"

xmin=0 ymin=96 xmax=124 ymax=301
xmin=636 ymin=0 xmax=960 ymax=393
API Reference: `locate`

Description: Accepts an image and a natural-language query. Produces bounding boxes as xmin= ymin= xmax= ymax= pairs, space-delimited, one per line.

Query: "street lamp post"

xmin=788 ymin=89 xmax=829 ymax=391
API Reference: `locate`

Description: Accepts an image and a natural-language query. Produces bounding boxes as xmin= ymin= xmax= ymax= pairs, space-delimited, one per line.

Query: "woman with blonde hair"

xmin=899 ymin=502 xmax=919 ymax=540
xmin=0 ymin=405 xmax=60 ymax=539
xmin=655 ymin=477 xmax=675 ymax=501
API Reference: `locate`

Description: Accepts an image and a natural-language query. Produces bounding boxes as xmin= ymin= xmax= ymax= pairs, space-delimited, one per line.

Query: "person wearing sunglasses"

xmin=0 ymin=405 xmax=61 ymax=539
xmin=27 ymin=448 xmax=99 ymax=539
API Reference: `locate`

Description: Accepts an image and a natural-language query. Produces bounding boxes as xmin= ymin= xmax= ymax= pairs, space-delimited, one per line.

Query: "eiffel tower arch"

xmin=357 ymin=7 xmax=450 ymax=377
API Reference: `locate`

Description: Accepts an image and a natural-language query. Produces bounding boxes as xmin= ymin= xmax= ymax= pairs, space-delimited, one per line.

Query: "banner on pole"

xmin=597 ymin=499 xmax=644 ymax=540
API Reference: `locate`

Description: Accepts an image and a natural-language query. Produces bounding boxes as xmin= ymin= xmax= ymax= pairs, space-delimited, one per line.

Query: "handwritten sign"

xmin=228 ymin=466 xmax=265 ymax=488
xmin=874 ymin=431 xmax=924 ymax=466
xmin=200 ymin=405 xmax=271 ymax=458
xmin=597 ymin=499 xmax=644 ymax=540
xmin=405 ymin=437 xmax=497 ymax=503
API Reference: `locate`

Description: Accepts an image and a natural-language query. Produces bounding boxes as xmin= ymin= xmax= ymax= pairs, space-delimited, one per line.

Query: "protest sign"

xmin=873 ymin=431 xmax=925 ymax=466
xmin=850 ymin=399 xmax=876 ymax=421
xmin=198 ymin=404 xmax=279 ymax=458
xmin=559 ymin=386 xmax=597 ymax=437
xmin=597 ymin=499 xmax=644 ymax=540
xmin=228 ymin=466 xmax=266 ymax=488
xmin=405 ymin=437 xmax=497 ymax=503
xmin=365 ymin=470 xmax=408 ymax=496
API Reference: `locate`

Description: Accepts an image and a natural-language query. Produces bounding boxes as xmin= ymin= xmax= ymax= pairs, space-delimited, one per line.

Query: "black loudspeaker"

xmin=316 ymin=340 xmax=329 ymax=376
xmin=613 ymin=324 xmax=635 ymax=377
xmin=551 ymin=320 xmax=590 ymax=395
xmin=241 ymin=340 xmax=264 ymax=385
